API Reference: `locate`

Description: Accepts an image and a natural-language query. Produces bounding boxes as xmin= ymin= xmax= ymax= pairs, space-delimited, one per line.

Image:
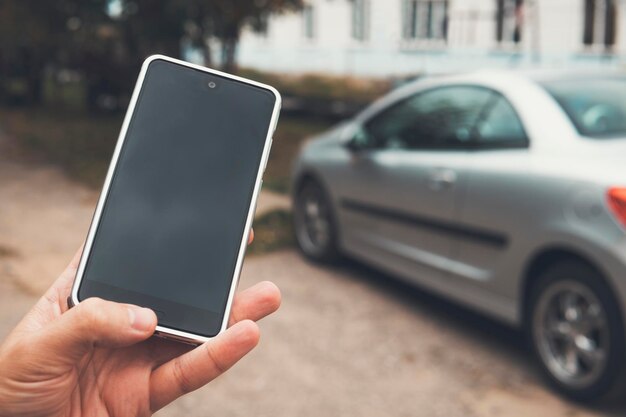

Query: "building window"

xmin=351 ymin=0 xmax=370 ymax=41
xmin=403 ymin=0 xmax=449 ymax=41
xmin=303 ymin=5 xmax=315 ymax=39
xmin=583 ymin=0 xmax=617 ymax=49
xmin=495 ymin=0 xmax=523 ymax=44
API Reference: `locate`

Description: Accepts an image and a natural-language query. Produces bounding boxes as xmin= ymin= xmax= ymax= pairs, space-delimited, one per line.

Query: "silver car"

xmin=291 ymin=70 xmax=626 ymax=401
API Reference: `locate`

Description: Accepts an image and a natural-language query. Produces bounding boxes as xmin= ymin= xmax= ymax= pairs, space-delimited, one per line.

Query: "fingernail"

xmin=231 ymin=320 xmax=260 ymax=345
xmin=128 ymin=307 xmax=155 ymax=332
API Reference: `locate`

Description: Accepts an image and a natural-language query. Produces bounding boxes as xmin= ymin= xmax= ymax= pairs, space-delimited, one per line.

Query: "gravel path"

xmin=0 ymin=141 xmax=624 ymax=416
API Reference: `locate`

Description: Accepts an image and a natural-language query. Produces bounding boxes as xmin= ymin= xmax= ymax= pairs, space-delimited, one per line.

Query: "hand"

xmin=0 ymin=229 xmax=281 ymax=417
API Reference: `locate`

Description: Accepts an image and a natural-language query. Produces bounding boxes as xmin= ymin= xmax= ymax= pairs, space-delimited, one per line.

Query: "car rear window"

xmin=540 ymin=77 xmax=626 ymax=139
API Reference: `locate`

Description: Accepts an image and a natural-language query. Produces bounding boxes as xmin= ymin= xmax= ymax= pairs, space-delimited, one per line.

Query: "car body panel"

xmin=336 ymin=148 xmax=470 ymax=285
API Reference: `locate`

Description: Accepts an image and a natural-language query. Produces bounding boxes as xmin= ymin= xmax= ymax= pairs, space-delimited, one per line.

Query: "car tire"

xmin=293 ymin=179 xmax=340 ymax=263
xmin=527 ymin=259 xmax=625 ymax=402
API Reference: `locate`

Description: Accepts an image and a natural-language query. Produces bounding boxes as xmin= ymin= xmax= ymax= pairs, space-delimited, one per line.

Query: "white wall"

xmin=237 ymin=0 xmax=626 ymax=77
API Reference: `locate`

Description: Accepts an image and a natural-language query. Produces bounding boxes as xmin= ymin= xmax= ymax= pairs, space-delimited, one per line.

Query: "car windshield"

xmin=540 ymin=77 xmax=626 ymax=139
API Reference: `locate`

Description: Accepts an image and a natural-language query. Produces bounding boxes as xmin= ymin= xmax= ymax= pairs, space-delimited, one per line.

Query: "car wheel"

xmin=293 ymin=180 xmax=340 ymax=262
xmin=528 ymin=259 xmax=625 ymax=401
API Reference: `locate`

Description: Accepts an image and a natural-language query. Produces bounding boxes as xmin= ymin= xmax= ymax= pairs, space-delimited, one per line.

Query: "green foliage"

xmin=248 ymin=209 xmax=295 ymax=255
xmin=0 ymin=0 xmax=305 ymax=106
xmin=237 ymin=68 xmax=391 ymax=104
xmin=0 ymin=1 xmax=111 ymax=103
xmin=265 ymin=116 xmax=332 ymax=194
xmin=0 ymin=108 xmax=122 ymax=187
xmin=176 ymin=0 xmax=304 ymax=70
xmin=42 ymin=75 xmax=86 ymax=110
xmin=0 ymin=1 xmax=109 ymax=51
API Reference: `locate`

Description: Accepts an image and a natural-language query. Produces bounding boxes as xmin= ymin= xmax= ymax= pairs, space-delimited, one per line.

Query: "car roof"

xmin=416 ymin=68 xmax=626 ymax=88
xmin=380 ymin=68 xmax=626 ymax=116
xmin=508 ymin=67 xmax=626 ymax=82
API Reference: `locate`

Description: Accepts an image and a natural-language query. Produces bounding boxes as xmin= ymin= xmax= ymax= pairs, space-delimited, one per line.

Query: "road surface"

xmin=0 ymin=141 xmax=623 ymax=416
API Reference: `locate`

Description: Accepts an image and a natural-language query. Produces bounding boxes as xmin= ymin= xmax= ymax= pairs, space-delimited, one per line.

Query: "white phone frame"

xmin=70 ymin=55 xmax=281 ymax=345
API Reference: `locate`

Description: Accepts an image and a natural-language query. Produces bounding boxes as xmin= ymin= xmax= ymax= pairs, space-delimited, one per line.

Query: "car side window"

xmin=363 ymin=86 xmax=493 ymax=150
xmin=475 ymin=95 xmax=528 ymax=148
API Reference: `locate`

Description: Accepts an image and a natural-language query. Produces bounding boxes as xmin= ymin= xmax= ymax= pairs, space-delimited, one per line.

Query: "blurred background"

xmin=1 ymin=1 xmax=626 ymax=416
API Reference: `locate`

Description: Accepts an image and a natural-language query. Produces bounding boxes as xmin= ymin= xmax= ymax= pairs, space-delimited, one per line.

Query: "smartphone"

xmin=70 ymin=55 xmax=281 ymax=344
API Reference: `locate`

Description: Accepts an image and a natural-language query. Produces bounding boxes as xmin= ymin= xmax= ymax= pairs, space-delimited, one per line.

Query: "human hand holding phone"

xmin=0 ymin=233 xmax=281 ymax=417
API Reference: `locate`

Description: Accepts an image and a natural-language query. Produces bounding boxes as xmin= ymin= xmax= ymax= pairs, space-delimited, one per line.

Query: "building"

xmin=237 ymin=0 xmax=626 ymax=76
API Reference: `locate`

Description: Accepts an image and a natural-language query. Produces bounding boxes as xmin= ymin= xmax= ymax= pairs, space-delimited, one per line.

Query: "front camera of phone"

xmin=207 ymin=81 xmax=217 ymax=89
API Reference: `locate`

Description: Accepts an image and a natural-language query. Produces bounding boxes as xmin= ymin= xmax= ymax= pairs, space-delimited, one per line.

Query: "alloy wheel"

xmin=533 ymin=280 xmax=610 ymax=389
xmin=295 ymin=183 xmax=332 ymax=255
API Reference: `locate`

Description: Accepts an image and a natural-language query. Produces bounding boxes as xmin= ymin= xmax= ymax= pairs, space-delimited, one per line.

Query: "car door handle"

xmin=427 ymin=169 xmax=457 ymax=191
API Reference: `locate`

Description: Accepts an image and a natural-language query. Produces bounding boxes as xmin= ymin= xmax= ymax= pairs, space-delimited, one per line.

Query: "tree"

xmin=0 ymin=0 xmax=304 ymax=108
xmin=111 ymin=0 xmax=304 ymax=70
xmin=0 ymin=0 xmax=110 ymax=104
xmin=181 ymin=0 xmax=304 ymax=71
xmin=0 ymin=0 xmax=181 ymax=108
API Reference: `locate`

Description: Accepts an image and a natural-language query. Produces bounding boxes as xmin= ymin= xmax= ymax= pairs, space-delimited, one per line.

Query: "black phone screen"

xmin=78 ymin=58 xmax=277 ymax=337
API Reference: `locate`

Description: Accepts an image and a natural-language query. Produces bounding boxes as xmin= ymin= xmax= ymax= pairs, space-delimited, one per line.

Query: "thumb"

xmin=34 ymin=297 xmax=157 ymax=363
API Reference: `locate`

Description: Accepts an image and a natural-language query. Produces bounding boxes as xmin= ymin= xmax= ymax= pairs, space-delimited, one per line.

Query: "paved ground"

xmin=1 ymin=141 xmax=625 ymax=416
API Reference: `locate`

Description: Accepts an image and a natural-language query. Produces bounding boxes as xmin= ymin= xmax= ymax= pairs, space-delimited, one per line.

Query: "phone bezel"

xmin=70 ymin=54 xmax=281 ymax=345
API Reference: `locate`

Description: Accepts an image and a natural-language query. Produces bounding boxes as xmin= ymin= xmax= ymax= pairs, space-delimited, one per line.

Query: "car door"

xmin=335 ymin=86 xmax=495 ymax=285
xmin=450 ymin=92 xmax=531 ymax=292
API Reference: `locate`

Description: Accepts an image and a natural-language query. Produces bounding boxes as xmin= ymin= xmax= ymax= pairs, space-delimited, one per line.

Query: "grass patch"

xmin=238 ymin=68 xmax=391 ymax=104
xmin=266 ymin=116 xmax=332 ymax=193
xmin=1 ymin=107 xmax=332 ymax=193
xmin=248 ymin=209 xmax=294 ymax=255
xmin=0 ymin=108 xmax=122 ymax=187
xmin=1 ymin=107 xmax=303 ymax=256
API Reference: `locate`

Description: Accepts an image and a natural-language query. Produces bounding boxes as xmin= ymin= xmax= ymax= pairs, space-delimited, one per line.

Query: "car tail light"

xmin=608 ymin=187 xmax=626 ymax=228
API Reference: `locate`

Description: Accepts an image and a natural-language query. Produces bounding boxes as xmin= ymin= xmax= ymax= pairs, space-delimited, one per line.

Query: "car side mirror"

xmin=344 ymin=138 xmax=364 ymax=152
xmin=340 ymin=122 xmax=370 ymax=153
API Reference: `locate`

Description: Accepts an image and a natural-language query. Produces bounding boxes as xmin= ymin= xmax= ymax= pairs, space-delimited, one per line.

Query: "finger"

xmin=228 ymin=281 xmax=281 ymax=326
xmin=40 ymin=244 xmax=85 ymax=313
xmin=150 ymin=320 xmax=259 ymax=411
xmin=40 ymin=244 xmax=84 ymax=305
xmin=32 ymin=297 xmax=157 ymax=365
xmin=248 ymin=228 xmax=254 ymax=244
xmin=68 ymin=243 xmax=85 ymax=269
xmin=148 ymin=281 xmax=280 ymax=366
xmin=56 ymin=244 xmax=85 ymax=289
